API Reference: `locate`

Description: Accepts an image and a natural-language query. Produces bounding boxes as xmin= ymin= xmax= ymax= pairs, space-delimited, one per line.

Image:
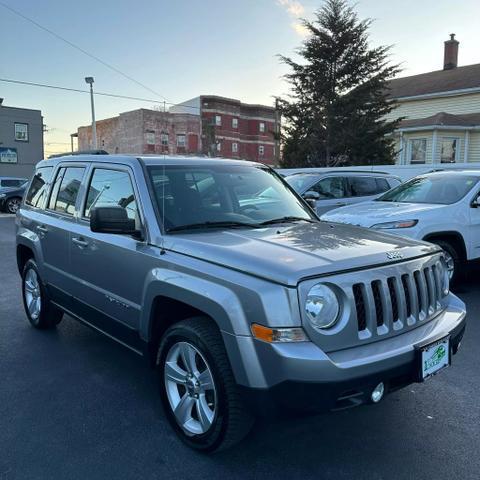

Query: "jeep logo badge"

xmin=386 ymin=251 xmax=404 ymax=260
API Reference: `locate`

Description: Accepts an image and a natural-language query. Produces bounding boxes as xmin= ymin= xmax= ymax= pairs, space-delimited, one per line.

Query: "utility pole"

xmin=84 ymin=77 xmax=97 ymax=149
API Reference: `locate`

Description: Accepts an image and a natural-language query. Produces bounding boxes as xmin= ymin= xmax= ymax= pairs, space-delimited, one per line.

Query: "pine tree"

xmin=278 ymin=0 xmax=402 ymax=168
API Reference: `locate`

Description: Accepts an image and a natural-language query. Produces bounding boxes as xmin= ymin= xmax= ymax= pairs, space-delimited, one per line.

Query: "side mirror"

xmin=90 ymin=206 xmax=140 ymax=237
xmin=472 ymin=196 xmax=480 ymax=208
xmin=302 ymin=191 xmax=319 ymax=210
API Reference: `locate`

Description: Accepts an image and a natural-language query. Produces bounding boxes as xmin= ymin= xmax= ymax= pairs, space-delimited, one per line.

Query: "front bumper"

xmin=223 ymin=294 xmax=466 ymax=416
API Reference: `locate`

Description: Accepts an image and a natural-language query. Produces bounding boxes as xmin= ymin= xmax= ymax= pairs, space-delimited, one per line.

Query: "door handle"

xmin=72 ymin=237 xmax=89 ymax=248
xmin=37 ymin=225 xmax=48 ymax=233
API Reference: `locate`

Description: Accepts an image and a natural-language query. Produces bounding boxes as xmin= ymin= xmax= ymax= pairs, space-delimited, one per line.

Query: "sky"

xmin=1 ymin=0 xmax=479 ymax=157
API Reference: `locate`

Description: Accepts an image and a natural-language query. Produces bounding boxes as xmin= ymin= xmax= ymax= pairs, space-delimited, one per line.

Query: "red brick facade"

xmin=199 ymin=96 xmax=279 ymax=165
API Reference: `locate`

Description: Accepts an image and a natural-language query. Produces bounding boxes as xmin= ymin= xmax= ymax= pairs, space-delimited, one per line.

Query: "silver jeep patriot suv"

xmin=16 ymin=155 xmax=466 ymax=452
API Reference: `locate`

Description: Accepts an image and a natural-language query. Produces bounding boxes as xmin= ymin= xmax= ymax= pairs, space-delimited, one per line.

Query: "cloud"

xmin=277 ymin=0 xmax=307 ymax=36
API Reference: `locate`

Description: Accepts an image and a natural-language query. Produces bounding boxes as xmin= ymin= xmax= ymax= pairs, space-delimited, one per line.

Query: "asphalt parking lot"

xmin=1 ymin=215 xmax=479 ymax=480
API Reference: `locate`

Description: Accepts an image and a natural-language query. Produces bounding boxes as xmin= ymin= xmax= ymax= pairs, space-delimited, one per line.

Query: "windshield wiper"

xmin=259 ymin=216 xmax=317 ymax=226
xmin=167 ymin=221 xmax=260 ymax=232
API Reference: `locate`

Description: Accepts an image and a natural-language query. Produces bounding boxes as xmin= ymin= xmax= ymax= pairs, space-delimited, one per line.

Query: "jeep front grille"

xmin=352 ymin=265 xmax=442 ymax=337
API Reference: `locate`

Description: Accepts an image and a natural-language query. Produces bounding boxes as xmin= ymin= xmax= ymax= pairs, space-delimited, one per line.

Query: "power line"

xmin=0 ymin=77 xmax=200 ymax=111
xmin=0 ymin=1 xmax=170 ymax=102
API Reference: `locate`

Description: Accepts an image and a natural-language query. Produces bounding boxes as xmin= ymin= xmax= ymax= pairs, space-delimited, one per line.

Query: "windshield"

xmin=378 ymin=174 xmax=479 ymax=205
xmin=148 ymin=164 xmax=315 ymax=232
xmin=285 ymin=174 xmax=317 ymax=192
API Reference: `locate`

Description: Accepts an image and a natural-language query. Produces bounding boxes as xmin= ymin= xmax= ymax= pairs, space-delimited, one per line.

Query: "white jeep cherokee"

xmin=321 ymin=171 xmax=480 ymax=282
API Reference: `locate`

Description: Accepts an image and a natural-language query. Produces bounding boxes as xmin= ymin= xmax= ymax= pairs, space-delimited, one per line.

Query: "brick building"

xmin=171 ymin=95 xmax=280 ymax=165
xmin=78 ymin=95 xmax=280 ymax=165
xmin=77 ymin=109 xmax=201 ymax=156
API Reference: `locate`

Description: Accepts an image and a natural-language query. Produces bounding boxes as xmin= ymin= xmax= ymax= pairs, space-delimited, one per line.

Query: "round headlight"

xmin=438 ymin=258 xmax=450 ymax=297
xmin=305 ymin=284 xmax=340 ymax=330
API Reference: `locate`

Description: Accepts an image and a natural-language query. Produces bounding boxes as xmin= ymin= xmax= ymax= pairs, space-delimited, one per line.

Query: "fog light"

xmin=371 ymin=382 xmax=385 ymax=403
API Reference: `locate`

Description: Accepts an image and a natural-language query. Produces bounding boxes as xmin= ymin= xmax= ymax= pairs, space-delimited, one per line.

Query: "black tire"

xmin=434 ymin=240 xmax=463 ymax=285
xmin=21 ymin=259 xmax=63 ymax=329
xmin=6 ymin=196 xmax=22 ymax=214
xmin=157 ymin=317 xmax=254 ymax=452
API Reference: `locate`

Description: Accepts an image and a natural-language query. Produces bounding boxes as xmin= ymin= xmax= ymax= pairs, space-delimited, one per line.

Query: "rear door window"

xmin=25 ymin=167 xmax=53 ymax=208
xmin=349 ymin=177 xmax=380 ymax=197
xmin=375 ymin=177 xmax=392 ymax=193
xmin=48 ymin=167 xmax=85 ymax=215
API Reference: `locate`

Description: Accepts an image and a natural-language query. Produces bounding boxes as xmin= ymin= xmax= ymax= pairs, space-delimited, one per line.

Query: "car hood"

xmin=163 ymin=222 xmax=438 ymax=286
xmin=321 ymin=201 xmax=445 ymax=227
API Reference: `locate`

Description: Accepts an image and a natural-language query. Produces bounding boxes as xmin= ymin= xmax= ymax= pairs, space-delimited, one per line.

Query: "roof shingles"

xmin=387 ymin=64 xmax=480 ymax=99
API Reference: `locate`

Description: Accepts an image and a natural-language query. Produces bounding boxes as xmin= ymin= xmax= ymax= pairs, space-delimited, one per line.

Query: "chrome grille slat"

xmin=414 ymin=270 xmax=428 ymax=320
xmin=405 ymin=273 xmax=419 ymax=325
xmin=425 ymin=267 xmax=436 ymax=314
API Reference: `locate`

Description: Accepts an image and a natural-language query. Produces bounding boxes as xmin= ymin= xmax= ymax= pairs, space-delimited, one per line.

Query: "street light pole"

xmin=84 ymin=77 xmax=97 ymax=149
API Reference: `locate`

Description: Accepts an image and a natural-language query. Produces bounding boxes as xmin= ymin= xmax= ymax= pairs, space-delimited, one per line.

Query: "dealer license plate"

xmin=421 ymin=337 xmax=450 ymax=380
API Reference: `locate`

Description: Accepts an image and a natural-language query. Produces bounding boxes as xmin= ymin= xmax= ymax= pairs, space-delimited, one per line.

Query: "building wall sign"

xmin=0 ymin=147 xmax=18 ymax=164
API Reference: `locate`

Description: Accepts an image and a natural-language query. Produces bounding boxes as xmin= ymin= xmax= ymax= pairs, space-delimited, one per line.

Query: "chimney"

xmin=444 ymin=33 xmax=459 ymax=70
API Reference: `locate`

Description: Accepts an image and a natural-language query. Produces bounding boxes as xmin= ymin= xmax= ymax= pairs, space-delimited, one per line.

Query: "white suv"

xmin=321 ymin=171 xmax=480 ymax=282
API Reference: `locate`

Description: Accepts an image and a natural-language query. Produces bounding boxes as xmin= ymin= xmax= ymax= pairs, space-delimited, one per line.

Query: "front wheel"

xmin=157 ymin=317 xmax=253 ymax=452
xmin=433 ymin=240 xmax=462 ymax=285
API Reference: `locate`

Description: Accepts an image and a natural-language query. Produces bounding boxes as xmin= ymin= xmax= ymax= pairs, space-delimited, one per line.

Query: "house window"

xmin=145 ymin=130 xmax=155 ymax=145
xmin=216 ymin=141 xmax=222 ymax=152
xmin=258 ymin=145 xmax=265 ymax=156
xmin=15 ymin=123 xmax=29 ymax=142
xmin=232 ymin=142 xmax=238 ymax=153
xmin=232 ymin=118 xmax=238 ymax=129
xmin=409 ymin=138 xmax=427 ymax=164
xmin=215 ymin=115 xmax=222 ymax=126
xmin=440 ymin=138 xmax=459 ymax=163
xmin=161 ymin=132 xmax=169 ymax=146
xmin=176 ymin=134 xmax=186 ymax=147
xmin=259 ymin=122 xmax=266 ymax=133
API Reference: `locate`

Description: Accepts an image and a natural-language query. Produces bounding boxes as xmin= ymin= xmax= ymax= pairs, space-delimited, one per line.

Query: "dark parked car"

xmin=0 ymin=182 xmax=28 ymax=214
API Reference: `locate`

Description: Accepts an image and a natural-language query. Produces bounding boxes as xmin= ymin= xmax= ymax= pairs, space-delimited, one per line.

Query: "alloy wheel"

xmin=164 ymin=341 xmax=216 ymax=436
xmin=443 ymin=251 xmax=455 ymax=280
xmin=7 ymin=198 xmax=21 ymax=214
xmin=24 ymin=268 xmax=42 ymax=321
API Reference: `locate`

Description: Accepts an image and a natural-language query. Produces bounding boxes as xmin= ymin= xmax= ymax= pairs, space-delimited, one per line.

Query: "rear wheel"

xmin=6 ymin=196 xmax=21 ymax=214
xmin=22 ymin=259 xmax=63 ymax=329
xmin=157 ymin=317 xmax=253 ymax=452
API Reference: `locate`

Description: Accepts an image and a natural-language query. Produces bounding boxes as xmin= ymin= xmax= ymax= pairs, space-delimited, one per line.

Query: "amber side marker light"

xmin=251 ymin=323 xmax=308 ymax=343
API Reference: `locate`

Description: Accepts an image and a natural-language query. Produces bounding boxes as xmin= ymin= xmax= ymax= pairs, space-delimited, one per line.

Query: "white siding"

xmin=468 ymin=132 xmax=480 ymax=163
xmin=394 ymin=129 xmax=480 ymax=164
xmin=386 ymin=92 xmax=480 ymax=122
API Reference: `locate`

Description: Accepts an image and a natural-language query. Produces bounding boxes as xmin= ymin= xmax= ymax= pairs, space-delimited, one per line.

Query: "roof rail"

xmin=286 ymin=169 xmax=391 ymax=176
xmin=48 ymin=149 xmax=109 ymax=159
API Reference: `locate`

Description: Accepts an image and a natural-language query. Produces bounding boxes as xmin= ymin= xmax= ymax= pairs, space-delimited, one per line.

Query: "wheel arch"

xmin=422 ymin=231 xmax=467 ymax=260
xmin=141 ymin=269 xmax=250 ymax=367
xmin=16 ymin=243 xmax=35 ymax=275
